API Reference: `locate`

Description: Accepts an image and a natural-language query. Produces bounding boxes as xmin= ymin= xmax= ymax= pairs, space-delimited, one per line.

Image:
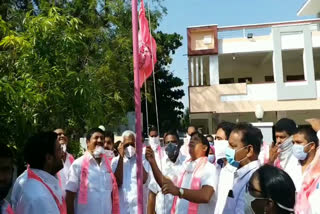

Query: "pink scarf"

xmin=78 ymin=152 xmax=120 ymax=214
xmin=4 ymin=203 xmax=14 ymax=214
xmin=171 ymin=156 xmax=208 ymax=214
xmin=27 ymin=168 xmax=66 ymax=214
xmin=295 ymin=148 xmax=320 ymax=213
xmin=57 ymin=153 xmax=74 ymax=189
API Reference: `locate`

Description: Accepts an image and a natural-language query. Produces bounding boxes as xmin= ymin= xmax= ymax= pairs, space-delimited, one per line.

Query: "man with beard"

xmin=0 ymin=144 xmax=14 ymax=214
xmin=54 ymin=129 xmax=74 ymax=197
xmin=15 ymin=132 xmax=65 ymax=214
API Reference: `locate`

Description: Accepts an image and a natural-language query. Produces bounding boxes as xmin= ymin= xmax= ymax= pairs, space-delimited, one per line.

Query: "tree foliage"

xmin=0 ymin=0 xmax=184 ymax=168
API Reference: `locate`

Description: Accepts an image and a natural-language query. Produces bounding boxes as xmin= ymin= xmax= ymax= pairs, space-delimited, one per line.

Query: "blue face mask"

xmin=292 ymin=142 xmax=313 ymax=160
xmin=225 ymin=146 xmax=248 ymax=168
xmin=208 ymin=154 xmax=215 ymax=163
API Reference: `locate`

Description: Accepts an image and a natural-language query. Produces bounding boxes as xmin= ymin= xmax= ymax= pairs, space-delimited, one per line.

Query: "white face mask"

xmin=125 ymin=145 xmax=136 ymax=159
xmin=244 ymin=191 xmax=257 ymax=214
xmin=93 ymin=146 xmax=105 ymax=158
xmin=214 ymin=140 xmax=229 ymax=160
xmin=186 ymin=134 xmax=191 ymax=142
xmin=105 ymin=149 xmax=114 ymax=158
xmin=61 ymin=144 xmax=67 ymax=153
xmin=149 ymin=136 xmax=160 ymax=150
xmin=244 ymin=190 xmax=294 ymax=213
xmin=279 ymin=136 xmax=293 ymax=152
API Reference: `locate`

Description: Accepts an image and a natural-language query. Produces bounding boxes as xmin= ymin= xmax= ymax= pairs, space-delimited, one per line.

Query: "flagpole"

xmin=132 ymin=0 xmax=144 ymax=213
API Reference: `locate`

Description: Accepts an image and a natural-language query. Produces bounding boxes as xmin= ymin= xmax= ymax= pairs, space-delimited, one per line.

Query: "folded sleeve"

xmin=200 ymin=163 xmax=218 ymax=191
xmin=65 ymin=160 xmax=81 ymax=193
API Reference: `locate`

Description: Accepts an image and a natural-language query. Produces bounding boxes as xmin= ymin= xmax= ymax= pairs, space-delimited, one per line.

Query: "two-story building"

xmin=188 ymin=0 xmax=320 ymax=134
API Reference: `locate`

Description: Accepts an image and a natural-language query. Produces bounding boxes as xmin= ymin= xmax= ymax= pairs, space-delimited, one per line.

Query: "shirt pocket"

xmin=88 ymin=167 xmax=113 ymax=192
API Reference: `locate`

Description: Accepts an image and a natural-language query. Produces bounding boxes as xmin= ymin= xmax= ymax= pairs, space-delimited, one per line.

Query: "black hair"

xmin=216 ymin=121 xmax=236 ymax=140
xmin=113 ymin=140 xmax=121 ymax=156
xmin=149 ymin=126 xmax=158 ymax=135
xmin=86 ymin=128 xmax=105 ymax=141
xmin=24 ymin=132 xmax=58 ymax=169
xmin=206 ymin=135 xmax=214 ymax=140
xmin=274 ymin=118 xmax=297 ymax=136
xmin=251 ymin=165 xmax=296 ymax=213
xmin=191 ymin=132 xmax=210 ymax=156
xmin=105 ymin=131 xmax=115 ymax=143
xmin=297 ymin=125 xmax=319 ymax=147
xmin=164 ymin=130 xmax=181 ymax=145
xmin=232 ymin=123 xmax=261 ymax=155
xmin=252 ymin=127 xmax=263 ymax=145
xmin=0 ymin=144 xmax=13 ymax=161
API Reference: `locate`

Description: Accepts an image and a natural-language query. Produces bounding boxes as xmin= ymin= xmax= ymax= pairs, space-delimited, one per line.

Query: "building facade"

xmin=188 ymin=0 xmax=320 ymax=134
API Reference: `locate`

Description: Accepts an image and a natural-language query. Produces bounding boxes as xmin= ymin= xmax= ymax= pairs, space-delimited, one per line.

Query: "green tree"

xmin=0 ymin=0 xmax=184 ymax=170
xmin=142 ymin=31 xmax=184 ymax=135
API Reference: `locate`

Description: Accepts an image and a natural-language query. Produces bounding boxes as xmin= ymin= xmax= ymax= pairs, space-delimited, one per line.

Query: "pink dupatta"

xmin=27 ymin=168 xmax=66 ymax=214
xmin=171 ymin=156 xmax=208 ymax=214
xmin=78 ymin=152 xmax=120 ymax=214
xmin=295 ymin=148 xmax=320 ymax=213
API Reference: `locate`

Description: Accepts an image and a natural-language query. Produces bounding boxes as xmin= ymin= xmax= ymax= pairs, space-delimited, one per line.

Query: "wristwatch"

xmin=179 ymin=188 xmax=184 ymax=198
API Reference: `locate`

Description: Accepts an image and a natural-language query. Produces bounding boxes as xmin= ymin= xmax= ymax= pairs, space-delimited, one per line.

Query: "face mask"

xmin=93 ymin=146 xmax=105 ymax=158
xmin=279 ymin=136 xmax=293 ymax=152
xmin=208 ymin=154 xmax=215 ymax=163
xmin=61 ymin=144 xmax=67 ymax=153
xmin=209 ymin=141 xmax=214 ymax=147
xmin=214 ymin=140 xmax=229 ymax=160
xmin=0 ymin=183 xmax=12 ymax=200
xmin=125 ymin=145 xmax=136 ymax=159
xmin=186 ymin=134 xmax=191 ymax=142
xmin=149 ymin=136 xmax=160 ymax=150
xmin=225 ymin=146 xmax=248 ymax=168
xmin=292 ymin=142 xmax=312 ymax=160
xmin=244 ymin=191 xmax=256 ymax=214
xmin=165 ymin=143 xmax=180 ymax=162
xmin=244 ymin=190 xmax=294 ymax=213
xmin=105 ymin=149 xmax=114 ymax=158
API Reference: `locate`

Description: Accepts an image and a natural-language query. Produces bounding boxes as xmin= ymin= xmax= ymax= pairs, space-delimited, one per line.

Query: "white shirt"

xmin=214 ymin=161 xmax=260 ymax=214
xmin=180 ymin=138 xmax=191 ymax=160
xmin=173 ymin=158 xmax=218 ymax=214
xmin=11 ymin=170 xmax=28 ymax=210
xmin=214 ymin=164 xmax=237 ymax=214
xmin=148 ymin=152 xmax=185 ymax=214
xmin=66 ymin=154 xmax=115 ymax=214
xmin=309 ymin=183 xmax=320 ymax=214
xmin=279 ymin=153 xmax=302 ymax=192
xmin=112 ymin=155 xmax=150 ymax=214
xmin=58 ymin=152 xmax=74 ymax=198
xmin=15 ymin=168 xmax=63 ymax=214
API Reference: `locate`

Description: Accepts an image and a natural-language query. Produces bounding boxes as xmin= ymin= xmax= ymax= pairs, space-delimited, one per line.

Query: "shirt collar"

xmin=235 ymin=160 xmax=260 ymax=179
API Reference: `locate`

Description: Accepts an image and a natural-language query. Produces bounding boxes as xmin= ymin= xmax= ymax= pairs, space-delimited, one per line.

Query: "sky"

xmin=155 ymin=0 xmax=315 ymax=109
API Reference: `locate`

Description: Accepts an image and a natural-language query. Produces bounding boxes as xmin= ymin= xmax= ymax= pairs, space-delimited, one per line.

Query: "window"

xmin=286 ymin=75 xmax=305 ymax=81
xmin=265 ymin=76 xmax=274 ymax=82
xmin=220 ymin=78 xmax=234 ymax=84
xmin=238 ymin=77 xmax=252 ymax=83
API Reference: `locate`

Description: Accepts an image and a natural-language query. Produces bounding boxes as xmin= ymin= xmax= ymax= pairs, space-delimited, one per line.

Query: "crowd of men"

xmin=1 ymin=118 xmax=320 ymax=214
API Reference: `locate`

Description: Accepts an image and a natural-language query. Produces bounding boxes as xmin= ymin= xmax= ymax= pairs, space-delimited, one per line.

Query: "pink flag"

xmin=138 ymin=0 xmax=157 ymax=88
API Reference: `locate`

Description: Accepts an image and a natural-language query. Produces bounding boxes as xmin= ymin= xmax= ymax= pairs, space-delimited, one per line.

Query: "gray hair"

xmin=122 ymin=130 xmax=136 ymax=142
